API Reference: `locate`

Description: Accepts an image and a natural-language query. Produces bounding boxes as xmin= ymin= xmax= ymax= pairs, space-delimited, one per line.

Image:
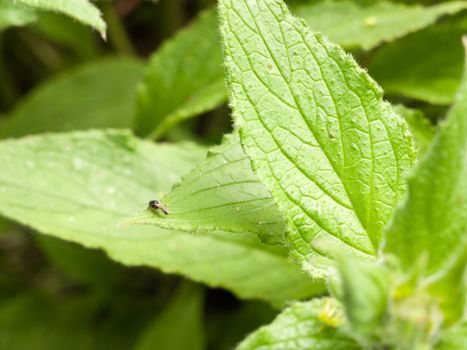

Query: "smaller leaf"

xmin=236 ymin=298 xmax=362 ymax=350
xmin=12 ymin=0 xmax=106 ymax=37
xmin=135 ymin=8 xmax=226 ymax=139
xmin=124 ymin=133 xmax=287 ymax=246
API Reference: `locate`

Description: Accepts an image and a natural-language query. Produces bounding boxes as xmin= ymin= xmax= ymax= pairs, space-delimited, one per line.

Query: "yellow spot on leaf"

xmin=364 ymin=17 xmax=378 ymax=27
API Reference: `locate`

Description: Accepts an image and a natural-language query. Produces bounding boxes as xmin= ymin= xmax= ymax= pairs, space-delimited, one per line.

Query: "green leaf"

xmin=11 ymin=0 xmax=106 ymax=37
xmin=236 ymin=298 xmax=362 ymax=350
xmin=135 ymin=282 xmax=205 ymax=350
xmin=219 ymin=0 xmax=416 ymax=277
xmin=384 ymin=39 xmax=467 ymax=275
xmin=292 ymin=0 xmax=467 ymax=51
xmin=135 ymin=8 xmax=226 ymax=139
xmin=125 ymin=133 xmax=288 ymax=245
xmin=0 ymin=58 xmax=144 ymax=138
xmin=0 ymin=130 xmax=318 ymax=305
xmin=124 ymin=132 xmax=325 ymax=301
xmin=393 ymin=105 xmax=435 ymax=157
xmin=337 ymin=257 xmax=390 ymax=343
xmin=436 ymin=323 xmax=467 ymax=350
xmin=369 ymin=19 xmax=467 ymax=104
xmin=0 ymin=0 xmax=36 ymax=31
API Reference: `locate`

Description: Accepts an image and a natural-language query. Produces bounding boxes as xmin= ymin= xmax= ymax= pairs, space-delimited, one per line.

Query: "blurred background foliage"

xmin=0 ymin=0 xmax=466 ymax=348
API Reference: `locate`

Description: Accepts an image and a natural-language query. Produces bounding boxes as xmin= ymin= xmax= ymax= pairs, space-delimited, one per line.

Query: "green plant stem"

xmin=100 ymin=2 xmax=135 ymax=55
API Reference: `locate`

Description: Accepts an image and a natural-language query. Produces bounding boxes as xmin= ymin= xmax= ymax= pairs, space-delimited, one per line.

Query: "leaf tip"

xmin=100 ymin=30 xmax=107 ymax=41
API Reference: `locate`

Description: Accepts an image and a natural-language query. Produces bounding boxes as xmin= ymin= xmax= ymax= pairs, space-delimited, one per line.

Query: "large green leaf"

xmin=236 ymin=298 xmax=362 ymax=350
xmin=0 ymin=58 xmax=144 ymax=138
xmin=369 ymin=19 xmax=467 ymax=104
xmin=135 ymin=283 xmax=205 ymax=350
xmin=0 ymin=1 xmax=36 ymax=31
xmin=293 ymin=0 xmax=467 ymax=51
xmin=134 ymin=9 xmax=226 ymax=139
xmin=10 ymin=0 xmax=105 ymax=37
xmin=0 ymin=130 xmax=319 ymax=304
xmin=383 ymin=39 xmax=467 ymax=275
xmin=219 ymin=0 xmax=416 ymax=277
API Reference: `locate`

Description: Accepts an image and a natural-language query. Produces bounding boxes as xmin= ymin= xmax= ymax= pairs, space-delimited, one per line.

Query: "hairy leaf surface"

xmin=219 ymin=0 xmax=416 ymax=276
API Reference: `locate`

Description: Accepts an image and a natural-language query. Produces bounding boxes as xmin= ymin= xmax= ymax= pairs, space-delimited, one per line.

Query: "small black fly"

xmin=148 ymin=200 xmax=169 ymax=215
